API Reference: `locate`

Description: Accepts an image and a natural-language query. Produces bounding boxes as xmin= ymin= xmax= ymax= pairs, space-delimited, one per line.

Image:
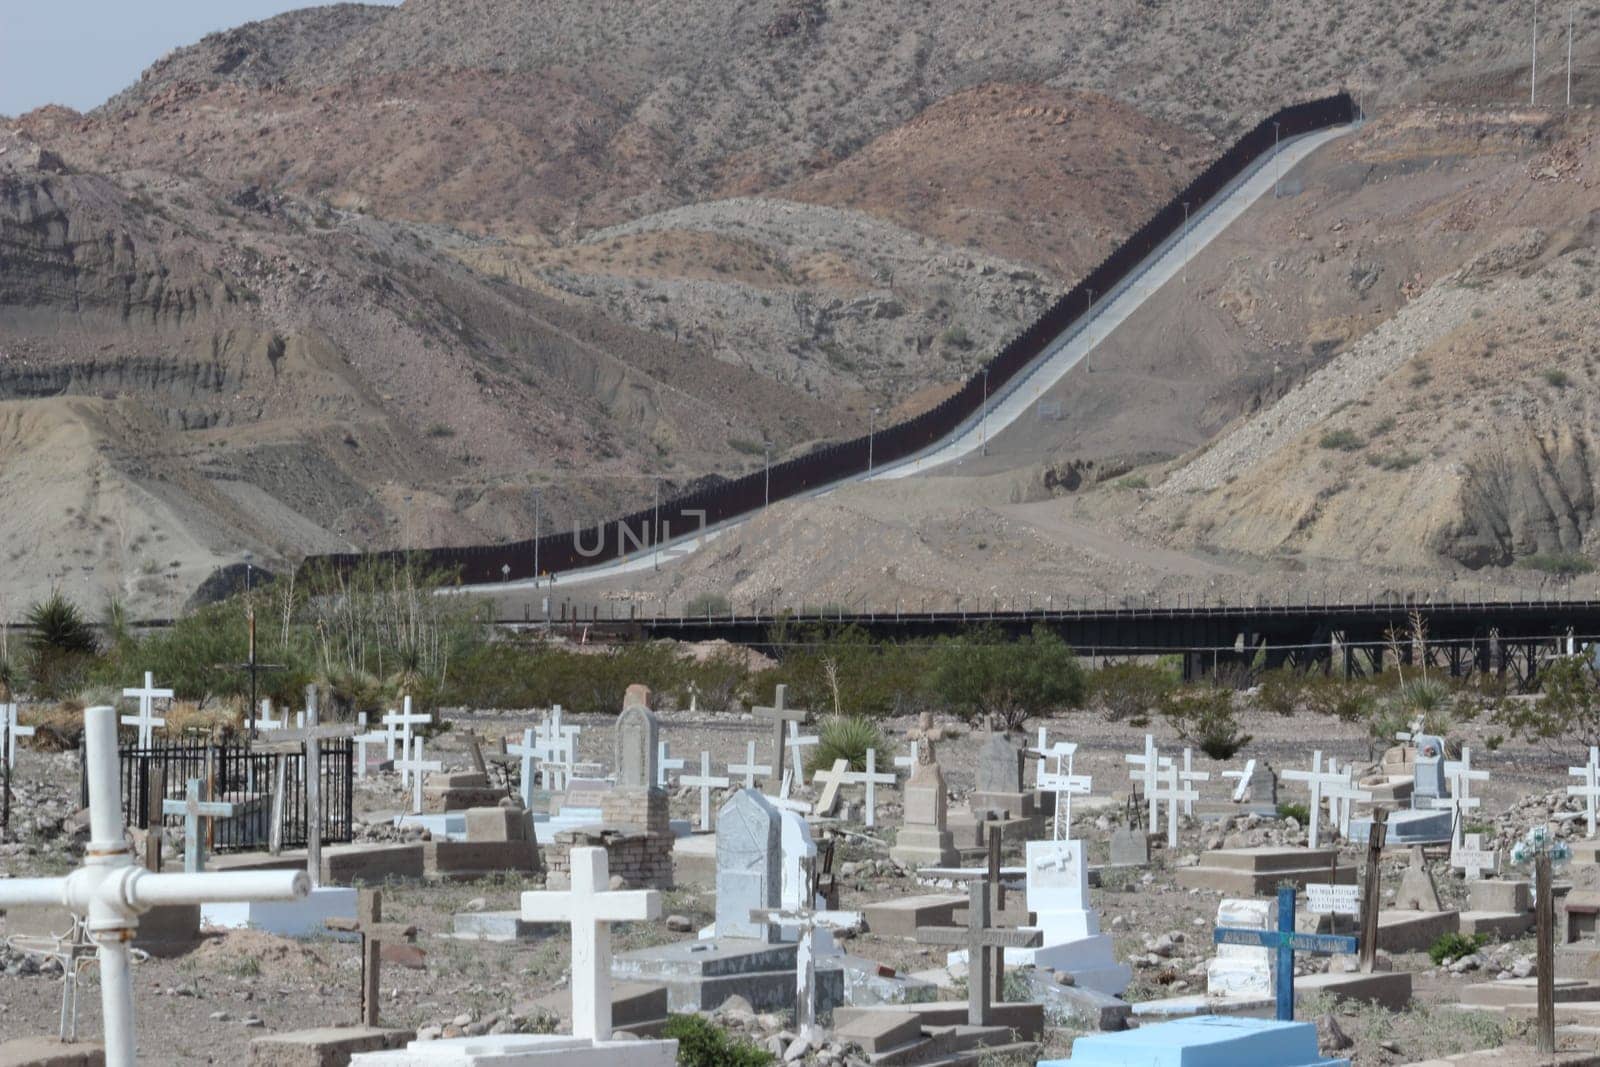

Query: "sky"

xmin=0 ymin=1 xmax=403 ymax=117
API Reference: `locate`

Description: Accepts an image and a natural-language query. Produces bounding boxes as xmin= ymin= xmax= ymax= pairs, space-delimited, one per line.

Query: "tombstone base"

xmin=530 ymin=982 xmax=670 ymax=1038
xmin=669 ymin=830 xmax=718 ymax=887
xmin=889 ymin=827 xmax=959 ymax=868
xmin=1458 ymin=910 xmax=1534 ymax=939
xmin=611 ymin=936 xmax=844 ymax=1014
xmin=1572 ymin=839 xmax=1600 ymax=865
xmin=0 ymin=1038 xmax=105 ymax=1067
xmin=210 ymin=843 xmax=427 ymax=885
xmin=449 ymin=910 xmax=557 ymax=943
xmin=1376 ymin=909 xmax=1460 ymax=953
xmin=203 ymin=886 xmax=357 ymax=939
xmin=347 ymin=1035 xmax=677 ymax=1066
xmin=1556 ymin=941 xmax=1600 ymax=980
xmin=423 ymin=840 xmax=541 ymax=882
xmin=861 ymin=893 xmax=966 ymax=938
xmin=833 ymin=1001 xmax=1045 ymax=1043
xmin=951 ymin=933 xmax=1131 ymax=996
xmin=1347 ymin=809 xmax=1452 ymax=847
xmin=547 ymin=829 xmax=671 ymax=889
xmin=249 ymin=1026 xmax=415 ymax=1067
xmin=1174 ymin=847 xmax=1355 ymax=896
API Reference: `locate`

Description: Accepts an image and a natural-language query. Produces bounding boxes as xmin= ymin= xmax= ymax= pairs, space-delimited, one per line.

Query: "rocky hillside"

xmin=3 ymin=0 xmax=1598 ymax=614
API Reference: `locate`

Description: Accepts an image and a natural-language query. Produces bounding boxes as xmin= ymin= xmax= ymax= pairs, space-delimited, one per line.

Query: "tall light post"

xmin=531 ymin=488 xmax=542 ymax=581
xmin=980 ymin=365 xmax=991 ymax=457
xmin=1534 ymin=0 xmax=1541 ymax=105
xmin=763 ymin=439 xmax=773 ymax=509
xmin=868 ymin=406 xmax=881 ymax=472
xmin=1568 ymin=4 xmax=1575 ymax=107
xmin=1273 ymin=121 xmax=1282 ymax=197
xmin=652 ymin=480 xmax=661 ymax=571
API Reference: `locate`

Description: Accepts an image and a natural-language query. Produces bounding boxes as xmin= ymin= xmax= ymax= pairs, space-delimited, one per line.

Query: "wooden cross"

xmin=1214 ymin=885 xmax=1358 ymax=1020
xmin=839 ymin=748 xmax=896 ymax=828
xmin=162 ymin=777 xmax=239 ymax=874
xmin=396 ymin=738 xmax=442 ymax=815
xmin=120 ymin=672 xmax=172 ymax=748
xmin=680 ymin=751 xmax=729 ymax=831
xmin=325 ymin=889 xmax=417 ymax=1028
xmin=811 ymin=758 xmax=850 ymax=816
xmin=656 ymin=739 xmax=686 ymax=789
xmin=915 ymin=879 xmax=1041 ymax=1027
xmin=1222 ymin=758 xmax=1258 ymax=803
xmin=257 ymin=687 xmax=358 ymax=887
xmin=1568 ymin=746 xmax=1600 ymax=839
xmin=1359 ymin=808 xmax=1388 ymax=973
xmin=141 ymin=766 xmax=167 ymax=872
xmin=754 ymin=685 xmax=809 ymax=787
xmin=1178 ymin=748 xmax=1210 ymax=816
xmin=521 ymin=847 xmax=659 ymax=1041
xmin=729 ymin=740 xmax=771 ymax=789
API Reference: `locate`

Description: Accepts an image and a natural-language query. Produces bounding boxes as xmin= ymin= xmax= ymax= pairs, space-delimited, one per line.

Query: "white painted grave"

xmin=162 ymin=777 xmax=237 ymax=874
xmin=384 ymin=697 xmax=433 ymax=786
xmin=1207 ymin=897 xmax=1274 ymax=998
xmin=1451 ymin=833 xmax=1499 ymax=880
xmin=1178 ymin=748 xmax=1210 ymax=816
xmin=839 ymin=748 xmax=896 ymax=828
xmin=1222 ymin=759 xmax=1258 ymax=803
xmin=681 ymin=751 xmax=729 ymax=831
xmin=1281 ymin=751 xmax=1346 ymax=849
xmin=0 ymin=701 xmax=35 ymax=766
xmin=397 ymin=738 xmax=443 ymax=815
xmin=1150 ymin=764 xmax=1199 ymax=849
xmin=1570 ymin=747 xmax=1600 ymax=839
xmin=784 ymin=720 xmax=819 ymax=772
xmin=656 ymin=740 xmax=686 ymax=789
xmin=729 ymin=740 xmax=772 ymax=789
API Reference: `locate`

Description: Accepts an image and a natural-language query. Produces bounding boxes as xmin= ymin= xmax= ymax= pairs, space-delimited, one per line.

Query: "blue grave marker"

xmin=1212 ymin=885 xmax=1357 ymax=1021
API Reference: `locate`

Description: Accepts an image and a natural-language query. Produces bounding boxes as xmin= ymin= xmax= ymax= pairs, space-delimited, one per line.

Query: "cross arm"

xmin=914 ymin=925 xmax=1042 ymax=949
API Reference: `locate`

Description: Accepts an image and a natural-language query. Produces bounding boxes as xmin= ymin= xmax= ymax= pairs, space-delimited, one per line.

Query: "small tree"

xmin=1163 ymin=685 xmax=1253 ymax=760
xmin=1494 ymin=654 xmax=1600 ymax=751
xmin=1091 ymin=661 xmax=1178 ymax=722
xmin=927 ymin=625 xmax=1086 ymax=731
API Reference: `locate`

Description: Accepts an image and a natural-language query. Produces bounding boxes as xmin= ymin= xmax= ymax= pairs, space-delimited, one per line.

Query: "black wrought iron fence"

xmin=82 ymin=740 xmax=354 ymax=852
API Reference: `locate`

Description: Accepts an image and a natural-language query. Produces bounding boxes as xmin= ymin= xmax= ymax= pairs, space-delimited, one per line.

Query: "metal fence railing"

xmin=82 ymin=740 xmax=353 ymax=852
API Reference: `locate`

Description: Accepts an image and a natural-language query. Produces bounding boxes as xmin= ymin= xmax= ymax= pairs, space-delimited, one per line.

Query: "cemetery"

xmin=3 ymin=595 xmax=1600 ymax=1067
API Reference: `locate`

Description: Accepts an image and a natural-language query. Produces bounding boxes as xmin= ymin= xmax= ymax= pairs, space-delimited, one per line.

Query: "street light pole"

xmin=868 ymin=406 xmax=880 ymax=472
xmin=653 ymin=481 xmax=661 ymax=571
xmin=763 ymin=440 xmax=773 ymax=509
xmin=1273 ymin=121 xmax=1282 ymax=196
xmin=532 ymin=488 xmax=541 ymax=581
xmin=1533 ymin=0 xmax=1540 ymax=106
xmin=981 ymin=366 xmax=990 ymax=456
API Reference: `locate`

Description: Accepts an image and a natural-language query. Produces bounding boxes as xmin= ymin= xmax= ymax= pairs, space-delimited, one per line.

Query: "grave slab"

xmin=1375 ymin=909 xmax=1460 ymax=953
xmin=832 ymin=1010 xmax=922 ymax=1055
xmin=1174 ymin=847 xmax=1355 ymax=896
xmin=1042 ymin=1015 xmax=1348 ymax=1067
xmin=0 ymin=1039 xmax=105 ymax=1067
xmin=1458 ymin=910 xmax=1534 ymax=939
xmin=861 ymin=894 xmax=965 ymax=938
xmin=346 ymin=1035 xmax=676 ymax=1066
xmin=1572 ymin=840 xmax=1600 ymax=866
xmin=1457 ymin=976 xmax=1600 ymax=1009
xmin=203 ymin=885 xmax=358 ymax=939
xmin=1347 ymin=808 xmax=1452 ymax=847
xmin=249 ymin=1027 xmax=415 ymax=1067
xmin=610 ymin=936 xmax=844 ymax=1014
xmin=531 ymin=982 xmax=669 ymax=1038
xmin=1134 ymin=971 xmax=1410 ymax=1019
xmin=832 ymin=1001 xmax=1045 ymax=1043
xmin=211 ymin=843 xmax=426 ymax=885
xmin=423 ymin=840 xmax=539 ymax=881
xmin=450 ymin=911 xmax=557 ymax=942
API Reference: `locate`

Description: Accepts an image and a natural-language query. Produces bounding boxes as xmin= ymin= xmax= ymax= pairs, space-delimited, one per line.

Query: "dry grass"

xmin=19 ymin=698 xmax=244 ymax=750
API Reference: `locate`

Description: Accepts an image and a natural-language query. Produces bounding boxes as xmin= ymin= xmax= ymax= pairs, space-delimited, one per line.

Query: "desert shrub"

xmin=807 ymin=714 xmax=884 ymax=775
xmin=1318 ymin=429 xmax=1364 ymax=451
xmin=1089 ymin=661 xmax=1178 ymax=723
xmin=1277 ymin=802 xmax=1311 ymax=823
xmin=1255 ymin=669 xmax=1308 ymax=715
xmin=1397 ymin=678 xmax=1449 ymax=714
xmin=681 ymin=645 xmax=753 ymax=712
xmin=684 ymin=592 xmax=732 ymax=617
xmin=1428 ymin=932 xmax=1488 ymax=966
xmin=926 ymin=625 xmax=1085 ymax=730
xmin=757 ymin=625 xmax=927 ymax=719
xmin=663 ymin=1013 xmax=774 ymax=1067
xmin=1162 ymin=685 xmax=1252 ymax=760
xmin=444 ymin=639 xmax=689 ymax=713
xmin=23 ymin=591 xmax=99 ymax=699
xmin=1543 ymin=368 xmax=1571 ymax=389
xmin=1301 ymin=676 xmax=1376 ymax=723
xmin=1493 ymin=654 xmax=1600 ymax=750
xmin=1518 ymin=551 xmax=1595 ymax=578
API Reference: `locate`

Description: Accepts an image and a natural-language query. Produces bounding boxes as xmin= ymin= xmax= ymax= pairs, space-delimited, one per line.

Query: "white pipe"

xmin=0 ymin=878 xmax=71 ymax=907
xmin=84 ymin=706 xmax=123 ymax=846
xmin=98 ymin=939 xmax=136 ymax=1067
xmin=131 ymin=870 xmax=308 ymax=908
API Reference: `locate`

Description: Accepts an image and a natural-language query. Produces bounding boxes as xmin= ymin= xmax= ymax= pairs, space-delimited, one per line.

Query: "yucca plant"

xmin=25 ymin=591 xmax=98 ymax=656
xmin=806 ymin=714 xmax=885 ymax=775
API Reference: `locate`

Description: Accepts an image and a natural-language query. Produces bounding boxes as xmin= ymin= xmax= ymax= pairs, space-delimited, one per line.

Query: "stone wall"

xmin=547 ymin=829 xmax=673 ymax=890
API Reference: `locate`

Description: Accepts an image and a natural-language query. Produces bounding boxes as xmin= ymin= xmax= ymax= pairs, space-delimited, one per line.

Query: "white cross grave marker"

xmin=383 ymin=697 xmax=432 ymax=786
xmin=0 ymin=706 xmax=307 ymax=1066
xmin=1569 ymin=746 xmax=1600 ymax=839
xmin=520 ymin=846 xmax=659 ymax=1042
xmin=120 ymin=672 xmax=172 ymax=748
xmin=508 ymin=728 xmax=541 ymax=808
xmin=680 ymin=751 xmax=729 ymax=831
xmin=1281 ymin=751 xmax=1347 ymax=850
xmin=353 ymin=724 xmax=389 ymax=780
xmin=257 ymin=699 xmax=283 ymax=733
xmin=0 ymin=702 xmax=35 ymax=766
xmin=1151 ymin=764 xmax=1199 ymax=849
xmin=729 ymin=740 xmax=772 ymax=789
xmin=1125 ymin=734 xmax=1173 ymax=832
xmin=1452 ymin=832 xmax=1499 ymax=880
xmin=162 ymin=777 xmax=239 ymax=874
xmin=811 ymin=758 xmax=851 ymax=816
xmin=785 ymin=719 xmax=819 ymax=772
xmin=1323 ymin=763 xmax=1373 ymax=839
xmin=656 ymin=740 xmax=686 ymax=789
xmin=840 ymin=748 xmax=896 ymax=828
xmin=1037 ymin=740 xmax=1091 ymax=840
xmin=1222 ymin=758 xmax=1258 ymax=803
xmin=396 ymin=738 xmax=442 ymax=815
xmin=773 ymin=769 xmax=814 ymax=815
xmin=748 ymin=898 xmax=862 ymax=1037
xmin=1179 ymin=748 xmax=1211 ymax=817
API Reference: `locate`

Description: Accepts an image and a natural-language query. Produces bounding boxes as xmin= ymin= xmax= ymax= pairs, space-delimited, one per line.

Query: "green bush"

xmin=663 ymin=1013 xmax=774 ymax=1067
xmin=1090 ymin=661 xmax=1178 ymax=723
xmin=684 ymin=592 xmax=732 ymax=617
xmin=926 ymin=625 xmax=1086 ymax=730
xmin=24 ymin=591 xmax=100 ymax=699
xmin=1518 ymin=551 xmax=1595 ymax=577
xmin=1318 ymin=429 xmax=1365 ymax=451
xmin=1255 ymin=669 xmax=1307 ymax=716
xmin=1543 ymin=368 xmax=1571 ymax=389
xmin=1428 ymin=932 xmax=1488 ymax=966
xmin=1277 ymin=802 xmax=1311 ymax=823
xmin=1162 ymin=686 xmax=1252 ymax=760
xmin=1493 ymin=654 xmax=1600 ymax=750
xmin=757 ymin=624 xmax=928 ymax=719
xmin=1301 ymin=676 xmax=1376 ymax=724
xmin=807 ymin=714 xmax=884 ymax=775
xmin=1397 ymin=679 xmax=1449 ymax=714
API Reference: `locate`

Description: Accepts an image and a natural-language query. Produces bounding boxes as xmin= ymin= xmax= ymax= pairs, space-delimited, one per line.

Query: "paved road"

xmin=476 ymin=122 xmax=1357 ymax=593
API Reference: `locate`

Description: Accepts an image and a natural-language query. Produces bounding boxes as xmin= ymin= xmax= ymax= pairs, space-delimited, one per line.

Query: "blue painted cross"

xmin=1212 ymin=885 xmax=1359 ymax=1021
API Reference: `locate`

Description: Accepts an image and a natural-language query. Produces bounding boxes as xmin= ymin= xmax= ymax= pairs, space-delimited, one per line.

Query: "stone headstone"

xmin=1396 ymin=847 xmax=1442 ymax=912
xmin=615 ymin=701 xmax=659 ymax=791
xmin=1412 ymin=734 xmax=1447 ymax=806
xmin=1027 ymin=839 xmax=1096 ymax=942
xmin=975 ymin=731 xmax=1023 ymax=794
xmin=1250 ymin=760 xmax=1278 ymax=806
xmin=715 ymin=789 xmax=782 ymax=942
xmin=1108 ymin=828 xmax=1150 ymax=867
xmin=1207 ymin=897 xmax=1274 ymax=998
xmin=904 ymin=760 xmax=948 ymax=829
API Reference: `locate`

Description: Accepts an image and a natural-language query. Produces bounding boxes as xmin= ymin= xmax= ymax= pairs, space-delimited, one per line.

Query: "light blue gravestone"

xmin=1214 ymin=886 xmax=1356 ymax=1021
xmin=715 ymin=788 xmax=782 ymax=941
xmin=1039 ymin=1015 xmax=1349 ymax=1067
xmin=1348 ymin=732 xmax=1453 ymax=846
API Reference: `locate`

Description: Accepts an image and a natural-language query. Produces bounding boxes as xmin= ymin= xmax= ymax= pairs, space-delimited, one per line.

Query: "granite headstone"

xmin=715 ymin=788 xmax=782 ymax=942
